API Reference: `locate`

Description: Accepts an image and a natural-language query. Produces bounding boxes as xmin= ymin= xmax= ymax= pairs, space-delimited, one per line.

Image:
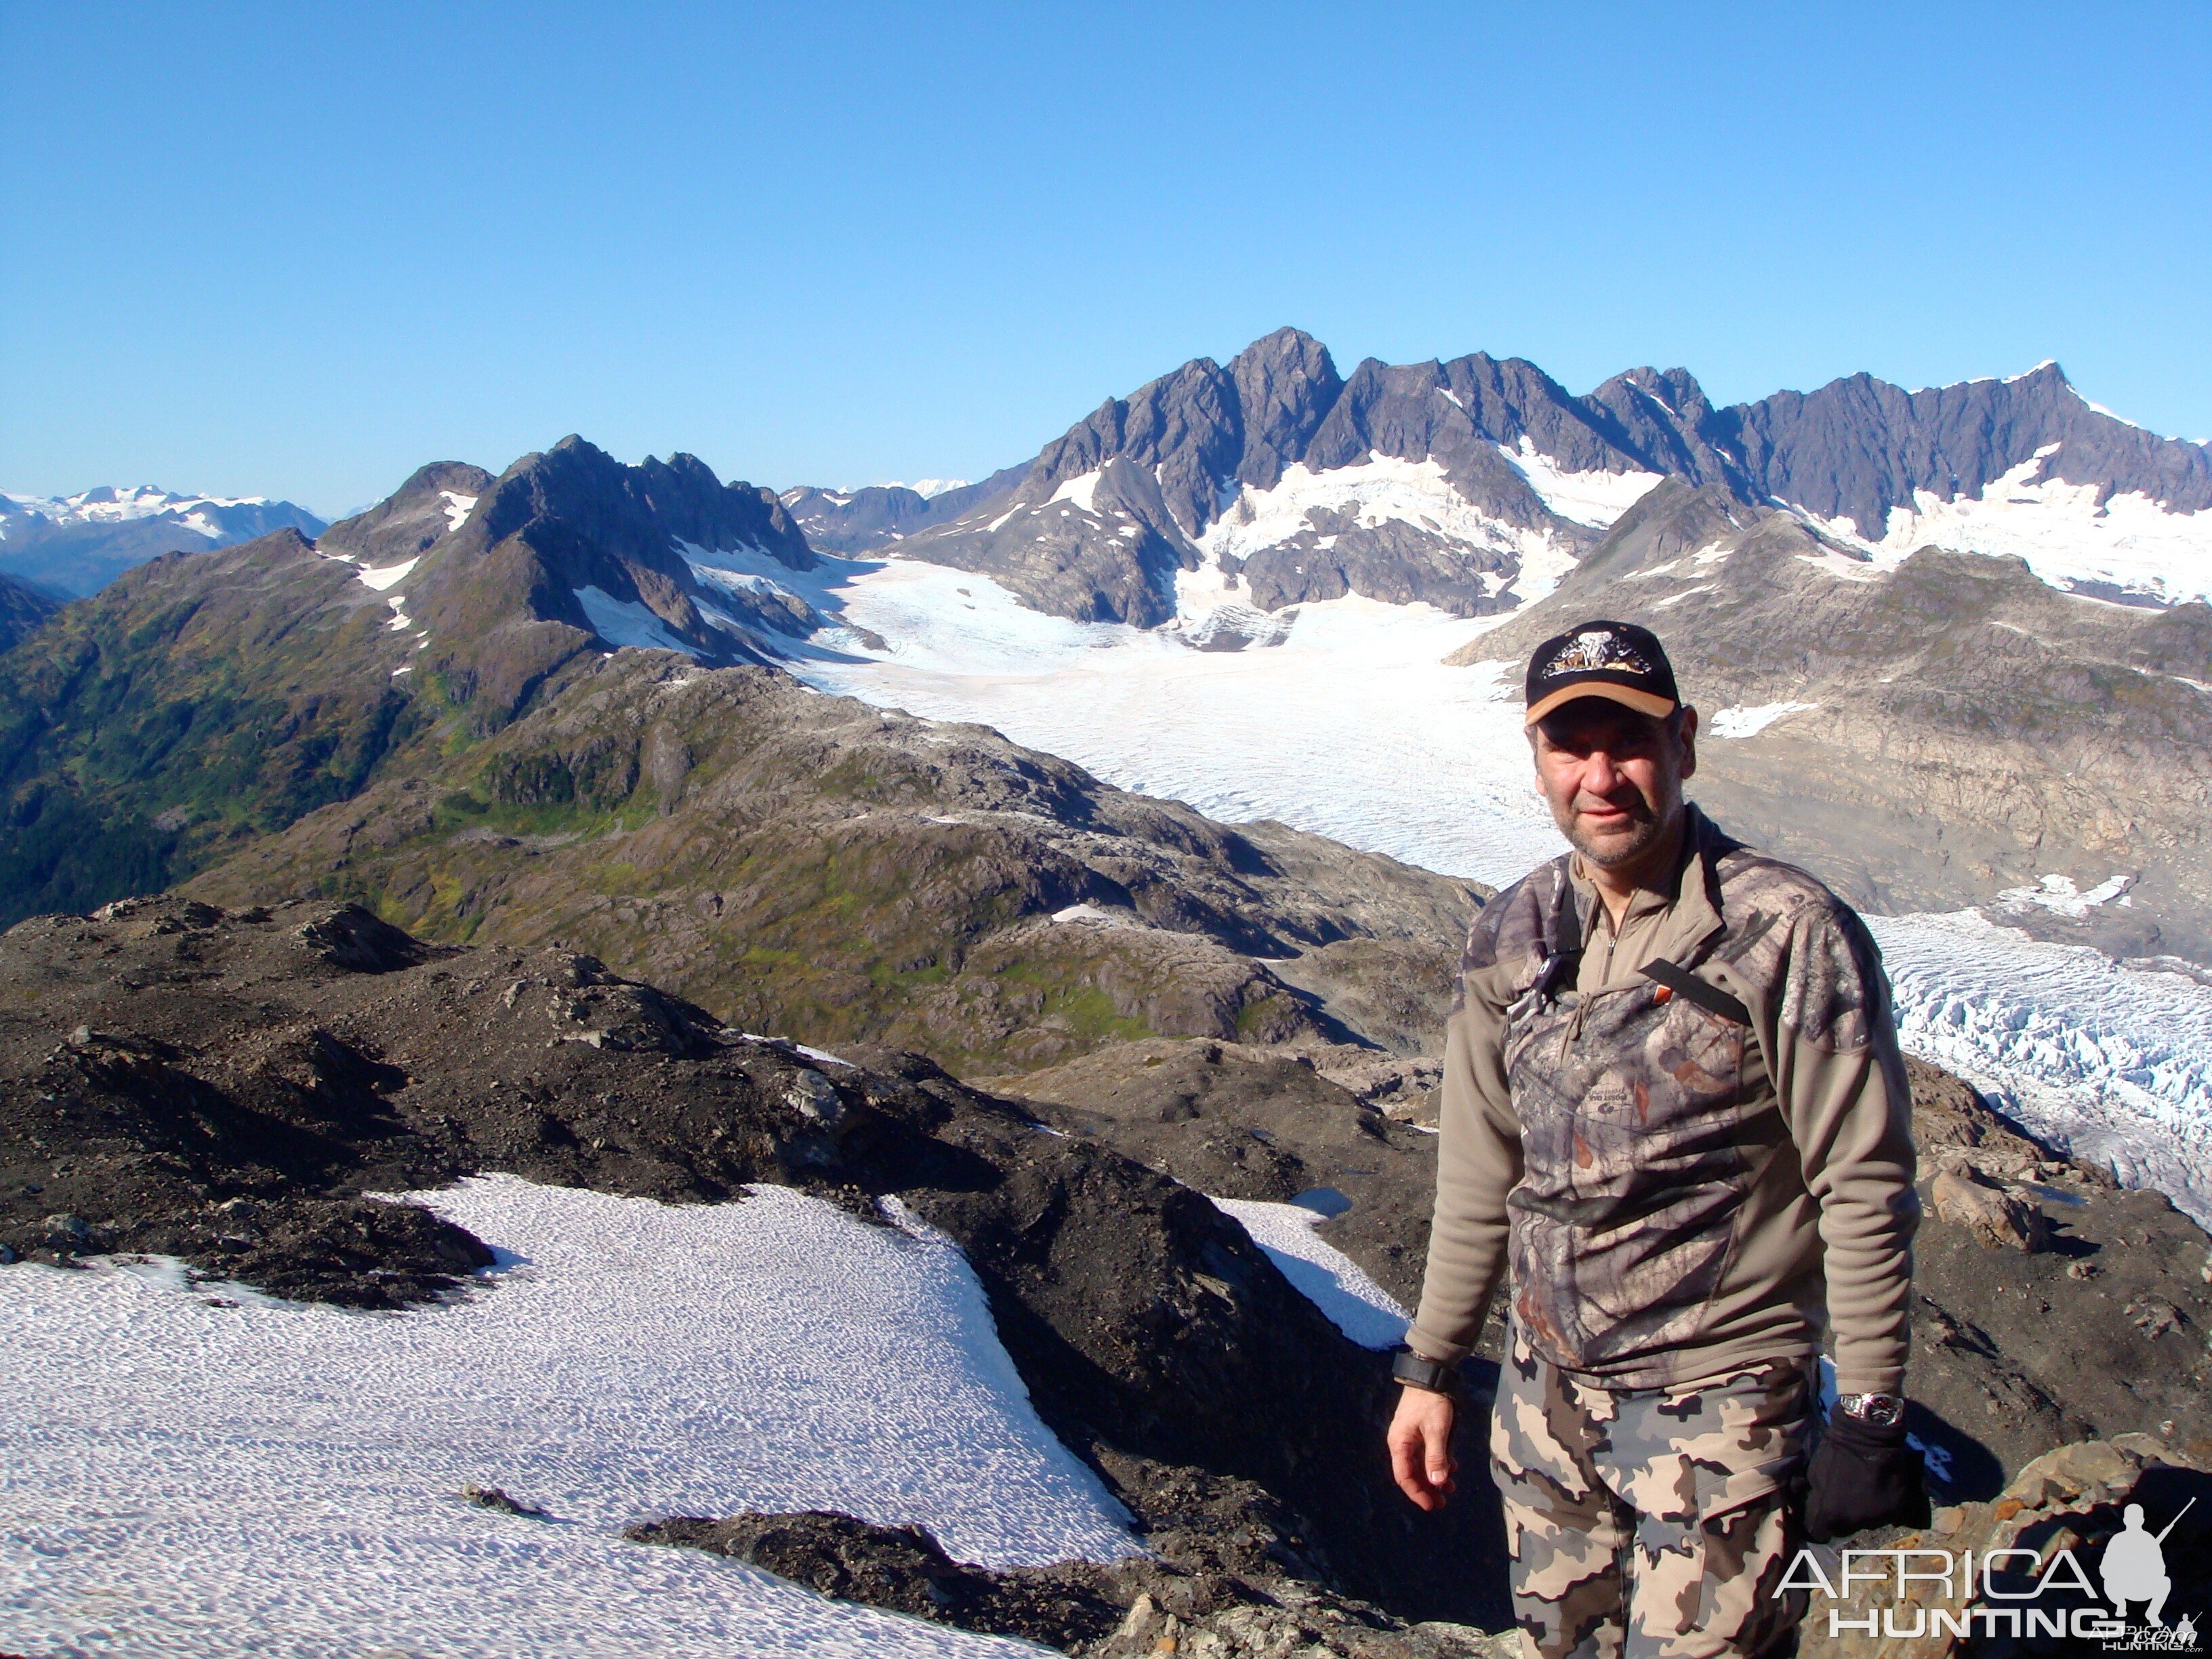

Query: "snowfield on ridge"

xmin=0 ymin=1177 xmax=1136 ymax=1658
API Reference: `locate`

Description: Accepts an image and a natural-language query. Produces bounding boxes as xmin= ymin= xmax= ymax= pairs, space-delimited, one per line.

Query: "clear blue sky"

xmin=4 ymin=2 xmax=2207 ymax=516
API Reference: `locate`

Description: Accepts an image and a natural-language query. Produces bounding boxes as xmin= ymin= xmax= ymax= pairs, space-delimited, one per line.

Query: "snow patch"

xmin=355 ymin=557 xmax=418 ymax=592
xmin=438 ymin=491 xmax=478 ymax=533
xmin=1793 ymin=546 xmax=1885 ymax=583
xmin=1797 ymin=447 xmax=2212 ymax=606
xmin=0 ymin=1176 xmax=1134 ymax=1657
xmin=1209 ymin=1197 xmax=1408 ymax=1349
xmin=1050 ymin=902 xmax=1134 ymax=925
xmin=573 ymin=587 xmax=697 ymax=655
xmin=1195 ymin=452 xmax=1583 ymax=614
xmin=1709 ymin=701 xmax=1819 ymax=739
xmin=1047 ymin=471 xmax=1102 ymax=514
xmin=1498 ymin=437 xmax=1664 ymax=529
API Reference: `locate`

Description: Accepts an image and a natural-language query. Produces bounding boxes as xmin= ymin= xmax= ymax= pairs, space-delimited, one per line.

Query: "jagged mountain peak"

xmin=319 ymin=461 xmax=496 ymax=566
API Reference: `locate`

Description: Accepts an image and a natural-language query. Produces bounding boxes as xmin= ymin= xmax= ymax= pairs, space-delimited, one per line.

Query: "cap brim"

xmin=1524 ymin=682 xmax=1679 ymax=728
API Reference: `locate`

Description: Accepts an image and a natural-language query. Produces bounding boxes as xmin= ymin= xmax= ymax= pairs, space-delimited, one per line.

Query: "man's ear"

xmin=1677 ymin=706 xmax=1699 ymax=779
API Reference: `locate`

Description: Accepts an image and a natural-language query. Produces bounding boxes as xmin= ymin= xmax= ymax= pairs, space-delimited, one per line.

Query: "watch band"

xmin=1391 ymin=1347 xmax=1458 ymax=1395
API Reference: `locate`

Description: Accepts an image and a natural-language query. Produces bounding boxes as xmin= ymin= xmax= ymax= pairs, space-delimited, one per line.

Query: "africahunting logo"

xmin=1778 ymin=1496 xmax=2198 ymax=1647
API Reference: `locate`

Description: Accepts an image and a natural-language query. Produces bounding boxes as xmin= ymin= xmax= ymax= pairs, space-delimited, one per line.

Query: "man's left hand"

xmin=1806 ymin=1405 xmax=1931 ymax=1542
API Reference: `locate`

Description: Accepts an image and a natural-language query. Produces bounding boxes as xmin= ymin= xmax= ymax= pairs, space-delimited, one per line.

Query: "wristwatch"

xmin=1391 ymin=1347 xmax=1458 ymax=1395
xmin=1837 ymin=1392 xmax=1905 ymax=1429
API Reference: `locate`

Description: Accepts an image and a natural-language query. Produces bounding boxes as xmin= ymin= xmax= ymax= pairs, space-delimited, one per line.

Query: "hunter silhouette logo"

xmin=1546 ymin=629 xmax=1654 ymax=677
xmin=2106 ymin=1498 xmax=2190 ymax=1627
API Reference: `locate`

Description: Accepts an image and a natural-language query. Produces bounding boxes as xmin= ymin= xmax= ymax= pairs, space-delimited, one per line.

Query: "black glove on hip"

xmin=1805 ymin=1406 xmax=1932 ymax=1543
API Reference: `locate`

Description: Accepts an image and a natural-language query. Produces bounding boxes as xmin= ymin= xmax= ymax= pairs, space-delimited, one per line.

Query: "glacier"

xmin=754 ymin=548 xmax=2212 ymax=1227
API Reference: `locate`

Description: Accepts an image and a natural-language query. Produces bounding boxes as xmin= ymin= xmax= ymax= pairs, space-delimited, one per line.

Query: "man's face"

xmin=1531 ymin=698 xmax=1698 ymax=871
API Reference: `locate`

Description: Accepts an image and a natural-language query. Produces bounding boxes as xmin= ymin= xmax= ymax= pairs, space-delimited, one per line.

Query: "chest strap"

xmin=1532 ymin=881 xmax=1584 ymax=1002
xmin=1640 ymin=959 xmax=1751 ymax=1026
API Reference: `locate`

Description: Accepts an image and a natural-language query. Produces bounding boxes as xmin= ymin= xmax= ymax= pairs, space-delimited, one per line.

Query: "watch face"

xmin=1847 ymin=1394 xmax=1904 ymax=1428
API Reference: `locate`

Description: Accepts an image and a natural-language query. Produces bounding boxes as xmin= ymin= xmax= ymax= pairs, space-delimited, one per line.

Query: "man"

xmin=1385 ymin=621 xmax=1926 ymax=1659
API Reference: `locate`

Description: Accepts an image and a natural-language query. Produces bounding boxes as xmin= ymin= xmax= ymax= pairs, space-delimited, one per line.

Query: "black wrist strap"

xmin=1391 ymin=1347 xmax=1458 ymax=1395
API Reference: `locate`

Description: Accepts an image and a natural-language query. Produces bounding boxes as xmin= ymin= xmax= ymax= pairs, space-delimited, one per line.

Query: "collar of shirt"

xmin=1565 ymin=804 xmax=1730 ymax=982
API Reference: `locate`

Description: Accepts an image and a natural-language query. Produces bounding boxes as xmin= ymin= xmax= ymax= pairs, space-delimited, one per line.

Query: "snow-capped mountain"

xmin=0 ymin=485 xmax=327 ymax=596
xmin=305 ymin=440 xmax=820 ymax=719
xmin=823 ymin=329 xmax=2212 ymax=626
xmin=778 ymin=467 xmax=1027 ymax=554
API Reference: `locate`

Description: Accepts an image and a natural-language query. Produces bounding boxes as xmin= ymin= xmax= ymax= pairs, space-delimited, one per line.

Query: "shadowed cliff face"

xmin=0 ymin=572 xmax=60 ymax=653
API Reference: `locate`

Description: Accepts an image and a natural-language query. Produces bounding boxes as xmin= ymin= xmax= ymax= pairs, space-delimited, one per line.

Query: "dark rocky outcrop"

xmin=976 ymin=1036 xmax=1441 ymax=1309
xmin=0 ymin=895 xmax=1511 ymax=1629
xmin=628 ymin=1505 xmax=1515 ymax=1656
xmin=316 ymin=461 xmax=497 ymax=566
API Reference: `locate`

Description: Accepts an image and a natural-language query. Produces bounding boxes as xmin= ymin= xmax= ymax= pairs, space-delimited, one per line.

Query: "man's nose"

xmin=1582 ymin=747 xmax=1621 ymax=792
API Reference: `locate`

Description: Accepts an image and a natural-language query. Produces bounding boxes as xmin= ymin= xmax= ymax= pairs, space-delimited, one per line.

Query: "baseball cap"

xmin=1523 ymin=620 xmax=1681 ymax=727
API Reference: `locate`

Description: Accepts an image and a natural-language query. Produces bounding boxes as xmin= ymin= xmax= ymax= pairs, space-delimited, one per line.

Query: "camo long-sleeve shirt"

xmin=1406 ymin=804 xmax=1919 ymax=1396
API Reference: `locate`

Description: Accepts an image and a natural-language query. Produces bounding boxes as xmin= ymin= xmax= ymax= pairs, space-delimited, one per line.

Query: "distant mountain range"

xmin=5 ymin=331 xmax=2207 ymax=966
xmin=0 ymin=486 xmax=327 ymax=596
xmin=781 ymin=328 xmax=2212 ymax=624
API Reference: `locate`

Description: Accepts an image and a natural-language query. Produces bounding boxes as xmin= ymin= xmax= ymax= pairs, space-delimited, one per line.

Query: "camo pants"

xmin=1490 ymin=1326 xmax=1812 ymax=1659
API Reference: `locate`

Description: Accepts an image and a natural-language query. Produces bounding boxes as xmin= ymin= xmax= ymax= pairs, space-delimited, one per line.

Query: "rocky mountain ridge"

xmin=796 ymin=328 xmax=2212 ymax=625
xmin=0 ymin=484 xmax=328 ymax=596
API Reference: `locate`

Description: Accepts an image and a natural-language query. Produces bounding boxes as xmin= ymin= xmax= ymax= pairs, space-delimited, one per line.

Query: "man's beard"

xmin=1555 ymin=794 xmax=1672 ymax=870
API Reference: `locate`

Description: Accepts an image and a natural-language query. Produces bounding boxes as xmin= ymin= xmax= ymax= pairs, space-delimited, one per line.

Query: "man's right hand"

xmin=1387 ymin=1385 xmax=1458 ymax=1511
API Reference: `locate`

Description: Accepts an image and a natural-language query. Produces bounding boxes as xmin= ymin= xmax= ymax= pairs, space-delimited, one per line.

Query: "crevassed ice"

xmin=0 ymin=1176 xmax=1134 ymax=1658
